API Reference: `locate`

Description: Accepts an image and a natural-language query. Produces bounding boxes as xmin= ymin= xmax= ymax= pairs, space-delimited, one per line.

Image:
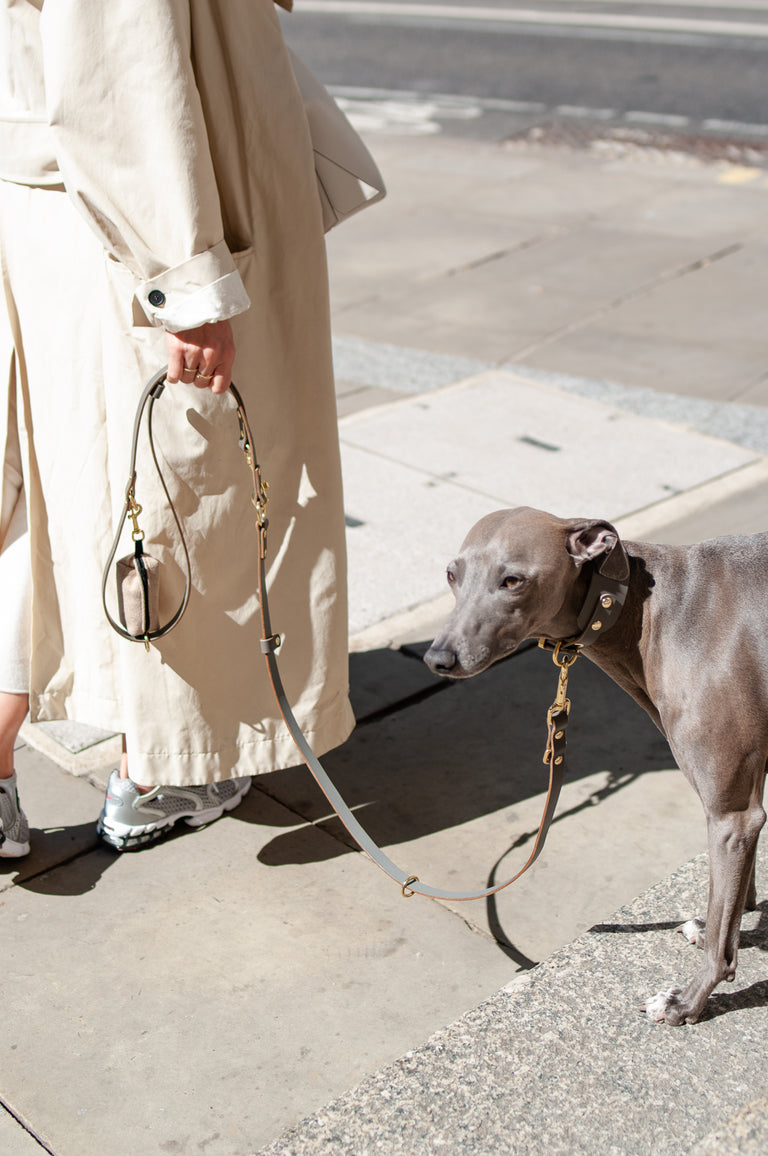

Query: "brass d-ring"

xmin=401 ymin=875 xmax=419 ymax=898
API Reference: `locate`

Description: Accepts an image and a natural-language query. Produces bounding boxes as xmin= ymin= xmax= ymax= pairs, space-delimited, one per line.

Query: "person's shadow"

xmin=3 ymin=822 xmax=120 ymax=896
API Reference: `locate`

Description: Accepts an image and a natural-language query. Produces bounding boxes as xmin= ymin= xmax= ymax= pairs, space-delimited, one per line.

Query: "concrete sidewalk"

xmin=4 ymin=131 xmax=768 ymax=1155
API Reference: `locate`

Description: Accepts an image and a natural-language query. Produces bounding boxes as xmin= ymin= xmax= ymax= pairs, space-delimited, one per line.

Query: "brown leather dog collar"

xmin=539 ymin=539 xmax=630 ymax=658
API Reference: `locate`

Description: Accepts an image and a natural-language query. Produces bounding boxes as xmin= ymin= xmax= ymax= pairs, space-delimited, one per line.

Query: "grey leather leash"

xmin=105 ymin=370 xmax=630 ymax=902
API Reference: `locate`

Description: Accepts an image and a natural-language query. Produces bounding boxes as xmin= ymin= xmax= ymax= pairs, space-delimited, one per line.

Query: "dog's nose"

xmin=424 ymin=645 xmax=457 ymax=676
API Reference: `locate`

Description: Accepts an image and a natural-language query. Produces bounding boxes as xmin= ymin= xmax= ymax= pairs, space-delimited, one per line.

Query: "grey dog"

xmin=424 ymin=505 xmax=768 ymax=1026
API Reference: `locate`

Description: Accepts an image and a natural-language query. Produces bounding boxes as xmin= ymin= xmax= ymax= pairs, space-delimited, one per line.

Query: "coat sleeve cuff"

xmin=136 ymin=242 xmax=251 ymax=332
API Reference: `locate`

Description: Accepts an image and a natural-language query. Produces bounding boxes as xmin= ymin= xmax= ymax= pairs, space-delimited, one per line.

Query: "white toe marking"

xmin=644 ymin=988 xmax=682 ymax=1022
xmin=679 ymin=918 xmax=706 ymax=945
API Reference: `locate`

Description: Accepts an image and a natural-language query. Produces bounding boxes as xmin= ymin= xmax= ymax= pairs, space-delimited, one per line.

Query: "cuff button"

xmin=148 ymin=289 xmax=166 ymax=308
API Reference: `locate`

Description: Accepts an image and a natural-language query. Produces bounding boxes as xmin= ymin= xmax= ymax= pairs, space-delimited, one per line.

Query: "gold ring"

xmin=401 ymin=875 xmax=419 ymax=898
xmin=195 ymin=370 xmax=214 ymax=380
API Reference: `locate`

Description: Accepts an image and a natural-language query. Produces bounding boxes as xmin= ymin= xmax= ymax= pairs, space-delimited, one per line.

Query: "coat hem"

xmin=29 ymin=689 xmax=356 ymax=787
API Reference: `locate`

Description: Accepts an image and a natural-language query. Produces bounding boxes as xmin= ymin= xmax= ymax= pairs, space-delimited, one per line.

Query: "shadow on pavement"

xmin=3 ymin=644 xmax=676 ymax=903
xmin=592 ymin=902 xmax=768 ymax=954
xmin=247 ymin=644 xmax=674 ymax=866
xmin=2 ymin=828 xmax=119 ymax=895
xmin=706 ymin=979 xmax=768 ymax=1021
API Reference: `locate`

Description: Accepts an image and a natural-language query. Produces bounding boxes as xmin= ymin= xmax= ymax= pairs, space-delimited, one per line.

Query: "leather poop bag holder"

xmin=102 ymin=370 xmax=591 ymax=903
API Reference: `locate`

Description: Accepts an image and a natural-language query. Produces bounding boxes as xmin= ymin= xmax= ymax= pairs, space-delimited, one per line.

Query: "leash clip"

xmin=543 ymin=643 xmax=580 ymax=766
xmin=126 ymin=490 xmax=144 ymax=543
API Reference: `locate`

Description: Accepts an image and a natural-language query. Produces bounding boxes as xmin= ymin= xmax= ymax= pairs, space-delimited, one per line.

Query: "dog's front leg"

xmin=678 ymin=836 xmax=758 ymax=947
xmin=645 ymin=798 xmax=765 ymax=1025
xmin=745 ymin=845 xmax=758 ymax=911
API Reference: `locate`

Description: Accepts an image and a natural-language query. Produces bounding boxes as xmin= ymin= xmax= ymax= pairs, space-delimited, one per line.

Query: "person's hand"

xmin=165 ymin=320 xmax=235 ymax=394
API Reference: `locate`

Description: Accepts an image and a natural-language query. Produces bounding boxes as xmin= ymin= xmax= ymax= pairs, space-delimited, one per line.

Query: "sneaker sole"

xmin=0 ymin=837 xmax=31 ymax=858
xmin=97 ymin=780 xmax=251 ymax=851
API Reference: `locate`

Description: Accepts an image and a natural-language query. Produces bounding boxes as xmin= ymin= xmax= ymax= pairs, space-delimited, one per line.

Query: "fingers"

xmin=164 ymin=321 xmax=236 ymax=394
xmin=165 ymin=333 xmax=187 ymax=385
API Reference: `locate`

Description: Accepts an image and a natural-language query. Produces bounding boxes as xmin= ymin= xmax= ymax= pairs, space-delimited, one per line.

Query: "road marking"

xmin=557 ymin=105 xmax=616 ymax=120
xmin=330 ymin=86 xmax=768 ymax=147
xmin=333 ymin=86 xmax=547 ymax=116
xmin=718 ymin=166 xmax=762 ymax=184
xmin=300 ymin=0 xmax=768 ymax=38
xmin=703 ymin=118 xmax=768 ymax=136
xmin=336 ymin=94 xmax=482 ymax=134
xmin=624 ymin=111 xmax=691 ymax=127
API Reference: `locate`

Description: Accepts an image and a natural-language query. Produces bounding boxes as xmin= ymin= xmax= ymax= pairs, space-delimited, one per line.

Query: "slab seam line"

xmin=0 ymin=1099 xmax=58 ymax=1156
xmin=507 ymin=242 xmax=743 ymax=362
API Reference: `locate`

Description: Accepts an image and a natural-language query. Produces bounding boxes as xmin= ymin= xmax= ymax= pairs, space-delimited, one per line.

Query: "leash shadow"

xmin=484 ymin=769 xmax=656 ymax=968
xmin=251 ymin=643 xmax=675 ymax=874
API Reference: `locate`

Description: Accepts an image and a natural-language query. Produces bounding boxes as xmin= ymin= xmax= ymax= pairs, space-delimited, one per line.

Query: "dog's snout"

xmin=424 ymin=644 xmax=457 ymax=676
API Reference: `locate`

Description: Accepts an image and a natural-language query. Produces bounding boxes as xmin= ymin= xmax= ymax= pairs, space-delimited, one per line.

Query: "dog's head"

xmin=424 ymin=506 xmax=624 ymax=678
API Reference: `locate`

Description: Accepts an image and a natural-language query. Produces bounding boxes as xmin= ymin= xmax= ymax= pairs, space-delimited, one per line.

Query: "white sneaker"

xmin=97 ymin=770 xmax=251 ymax=850
xmin=0 ymin=772 xmax=30 ymax=857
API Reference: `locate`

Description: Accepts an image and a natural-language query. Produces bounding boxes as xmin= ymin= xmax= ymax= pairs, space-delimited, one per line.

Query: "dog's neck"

xmin=541 ymin=549 xmax=631 ymax=656
xmin=580 ymin=550 xmax=663 ymax=730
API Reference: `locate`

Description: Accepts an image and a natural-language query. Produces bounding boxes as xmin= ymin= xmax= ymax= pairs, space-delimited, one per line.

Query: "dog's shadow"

xmin=705 ymin=979 xmax=768 ymax=1020
xmin=590 ymin=901 xmax=768 ymax=1021
xmin=593 ymin=901 xmax=768 ymax=955
xmin=245 ymin=643 xmax=675 ymax=869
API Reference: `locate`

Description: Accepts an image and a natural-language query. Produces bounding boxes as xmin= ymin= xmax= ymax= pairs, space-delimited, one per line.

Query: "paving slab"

xmin=508 ymin=363 xmax=768 ymax=455
xmin=257 ymin=644 xmax=704 ymax=964
xmin=0 ymin=784 xmax=517 ymax=1156
xmin=19 ymin=720 xmax=121 ymax=776
xmin=594 ymin=158 xmax=768 ymax=243
xmin=0 ymin=1109 xmax=45 ymax=1156
xmin=327 ymin=137 xmax=768 ymax=402
xmin=618 ymin=461 xmax=768 ymax=545
xmin=341 ymin=225 xmax=724 ymax=367
xmin=1 ymin=744 xmax=103 ymax=888
xmin=259 ymin=844 xmax=768 ymax=1156
xmin=335 ymin=381 xmax=409 ymax=417
xmin=340 ymin=369 xmax=757 ymax=633
xmin=523 ymin=242 xmax=768 ymax=402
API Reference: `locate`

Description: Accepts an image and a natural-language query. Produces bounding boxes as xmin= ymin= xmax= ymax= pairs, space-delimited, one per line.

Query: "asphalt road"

xmin=280 ymin=0 xmax=768 ymax=147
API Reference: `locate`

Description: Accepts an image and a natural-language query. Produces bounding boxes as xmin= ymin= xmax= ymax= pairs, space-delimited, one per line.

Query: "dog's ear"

xmin=566 ymin=520 xmax=627 ymax=578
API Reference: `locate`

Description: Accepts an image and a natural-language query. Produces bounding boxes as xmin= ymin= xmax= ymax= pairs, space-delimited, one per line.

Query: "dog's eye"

xmin=446 ymin=569 xmax=456 ymax=584
xmin=501 ymin=575 xmax=523 ymax=590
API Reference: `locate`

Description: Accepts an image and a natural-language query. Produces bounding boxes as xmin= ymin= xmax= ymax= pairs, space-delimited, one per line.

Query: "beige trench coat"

xmin=0 ymin=0 xmax=355 ymax=785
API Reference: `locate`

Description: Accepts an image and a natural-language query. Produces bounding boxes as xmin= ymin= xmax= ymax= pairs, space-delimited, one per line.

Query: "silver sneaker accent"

xmin=97 ymin=769 xmax=251 ymax=850
xmin=0 ymin=772 xmax=30 ymax=858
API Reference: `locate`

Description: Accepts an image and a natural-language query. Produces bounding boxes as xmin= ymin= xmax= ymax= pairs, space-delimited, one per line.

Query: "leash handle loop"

xmin=101 ymin=369 xmax=192 ymax=643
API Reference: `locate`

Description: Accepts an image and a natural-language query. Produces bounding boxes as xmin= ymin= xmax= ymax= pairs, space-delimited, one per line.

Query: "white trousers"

xmin=0 ymin=377 xmax=30 ymax=694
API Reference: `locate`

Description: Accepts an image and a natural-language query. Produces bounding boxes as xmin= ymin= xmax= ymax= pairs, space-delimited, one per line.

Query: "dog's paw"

xmin=678 ymin=918 xmax=706 ymax=948
xmin=642 ymin=988 xmax=683 ymax=1023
